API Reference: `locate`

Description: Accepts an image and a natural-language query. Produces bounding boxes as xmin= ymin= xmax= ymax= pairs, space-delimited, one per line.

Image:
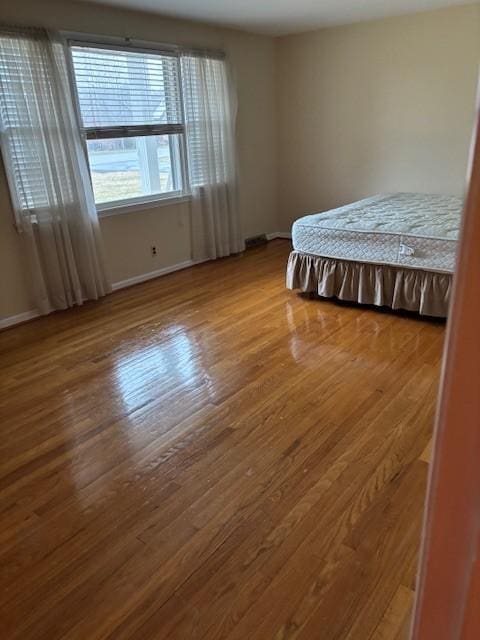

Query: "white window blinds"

xmin=181 ymin=55 xmax=233 ymax=188
xmin=70 ymin=44 xmax=184 ymax=139
xmin=0 ymin=28 xmax=73 ymax=214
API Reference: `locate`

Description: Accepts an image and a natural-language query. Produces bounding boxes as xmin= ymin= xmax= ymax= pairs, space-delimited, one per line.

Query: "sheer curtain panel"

xmin=181 ymin=53 xmax=244 ymax=262
xmin=0 ymin=27 xmax=111 ymax=315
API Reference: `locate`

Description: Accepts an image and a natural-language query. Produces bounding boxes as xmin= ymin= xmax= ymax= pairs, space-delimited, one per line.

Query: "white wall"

xmin=0 ymin=0 xmax=278 ymax=320
xmin=276 ymin=4 xmax=480 ymax=230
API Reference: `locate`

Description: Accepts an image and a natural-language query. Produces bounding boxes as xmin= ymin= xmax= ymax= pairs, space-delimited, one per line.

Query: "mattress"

xmin=292 ymin=193 xmax=462 ymax=273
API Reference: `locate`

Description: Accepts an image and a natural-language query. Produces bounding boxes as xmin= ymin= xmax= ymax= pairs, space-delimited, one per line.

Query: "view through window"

xmin=86 ymin=135 xmax=183 ymax=204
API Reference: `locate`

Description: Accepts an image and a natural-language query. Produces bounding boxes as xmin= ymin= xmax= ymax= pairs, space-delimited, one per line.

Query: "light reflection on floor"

xmin=113 ymin=329 xmax=199 ymax=413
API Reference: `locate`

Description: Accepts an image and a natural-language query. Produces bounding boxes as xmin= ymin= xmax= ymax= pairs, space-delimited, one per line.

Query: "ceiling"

xmin=81 ymin=0 xmax=473 ymax=35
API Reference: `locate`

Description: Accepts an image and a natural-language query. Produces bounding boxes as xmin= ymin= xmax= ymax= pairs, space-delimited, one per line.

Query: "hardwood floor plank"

xmin=0 ymin=241 xmax=443 ymax=639
xmin=370 ymin=585 xmax=415 ymax=640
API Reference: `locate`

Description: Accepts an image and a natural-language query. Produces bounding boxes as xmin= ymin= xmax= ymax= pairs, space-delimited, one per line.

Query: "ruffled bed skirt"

xmin=286 ymin=251 xmax=451 ymax=317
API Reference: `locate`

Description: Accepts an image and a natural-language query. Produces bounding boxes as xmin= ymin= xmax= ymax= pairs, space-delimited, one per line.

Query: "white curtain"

xmin=0 ymin=27 xmax=111 ymax=315
xmin=181 ymin=53 xmax=244 ymax=262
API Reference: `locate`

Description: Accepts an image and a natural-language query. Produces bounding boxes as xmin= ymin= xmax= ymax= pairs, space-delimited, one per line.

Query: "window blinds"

xmin=0 ymin=28 xmax=72 ymax=214
xmin=70 ymin=44 xmax=184 ymax=139
xmin=181 ymin=55 xmax=232 ymax=188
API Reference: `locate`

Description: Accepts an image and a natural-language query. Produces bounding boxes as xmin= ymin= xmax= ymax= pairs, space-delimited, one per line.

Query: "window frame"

xmin=65 ymin=36 xmax=191 ymax=216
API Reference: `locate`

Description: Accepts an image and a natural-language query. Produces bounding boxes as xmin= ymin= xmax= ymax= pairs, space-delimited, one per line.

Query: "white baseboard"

xmin=112 ymin=259 xmax=199 ymax=291
xmin=266 ymin=232 xmax=292 ymax=240
xmin=1 ymin=260 xmax=200 ymax=329
xmin=0 ymin=309 xmax=40 ymax=330
xmin=112 ymin=232 xmax=291 ymax=292
xmin=1 ymin=235 xmax=290 ymax=329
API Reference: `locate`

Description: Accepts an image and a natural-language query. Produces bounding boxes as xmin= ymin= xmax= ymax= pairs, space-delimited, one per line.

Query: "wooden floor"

xmin=0 ymin=240 xmax=444 ymax=640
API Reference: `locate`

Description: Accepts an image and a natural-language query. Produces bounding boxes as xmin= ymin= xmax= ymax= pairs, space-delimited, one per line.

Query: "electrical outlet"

xmin=151 ymin=245 xmax=157 ymax=257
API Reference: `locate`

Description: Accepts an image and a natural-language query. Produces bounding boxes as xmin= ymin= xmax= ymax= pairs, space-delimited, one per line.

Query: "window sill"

xmin=97 ymin=194 xmax=191 ymax=218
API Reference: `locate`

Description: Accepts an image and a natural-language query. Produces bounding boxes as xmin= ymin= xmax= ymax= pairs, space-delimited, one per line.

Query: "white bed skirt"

xmin=286 ymin=251 xmax=451 ymax=317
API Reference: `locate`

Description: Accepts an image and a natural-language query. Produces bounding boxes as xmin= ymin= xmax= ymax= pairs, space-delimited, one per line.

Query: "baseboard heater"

xmin=245 ymin=234 xmax=268 ymax=249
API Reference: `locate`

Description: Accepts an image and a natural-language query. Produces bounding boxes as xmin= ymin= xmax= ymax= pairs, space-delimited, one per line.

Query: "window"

xmin=0 ymin=29 xmax=74 ymax=218
xmin=69 ymin=43 xmax=188 ymax=211
xmin=180 ymin=55 xmax=230 ymax=189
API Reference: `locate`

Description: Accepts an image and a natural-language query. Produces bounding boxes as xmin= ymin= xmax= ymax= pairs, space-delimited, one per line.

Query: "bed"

xmin=286 ymin=193 xmax=463 ymax=317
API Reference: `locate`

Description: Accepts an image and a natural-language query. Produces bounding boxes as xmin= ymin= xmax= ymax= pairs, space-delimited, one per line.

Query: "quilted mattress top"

xmin=295 ymin=193 xmax=462 ymax=239
xmin=292 ymin=193 xmax=463 ymax=273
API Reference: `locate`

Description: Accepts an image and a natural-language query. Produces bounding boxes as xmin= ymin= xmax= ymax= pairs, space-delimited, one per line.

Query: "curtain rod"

xmin=61 ymin=30 xmax=226 ymax=59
